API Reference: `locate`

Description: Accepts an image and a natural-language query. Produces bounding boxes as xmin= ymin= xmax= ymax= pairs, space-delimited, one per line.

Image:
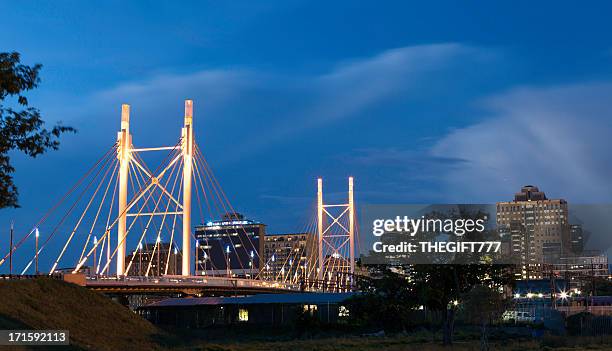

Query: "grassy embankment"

xmin=1 ymin=279 xmax=612 ymax=350
xmin=0 ymin=278 xmax=167 ymax=350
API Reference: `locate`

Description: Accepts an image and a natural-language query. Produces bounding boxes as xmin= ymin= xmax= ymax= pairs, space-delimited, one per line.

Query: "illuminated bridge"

xmin=0 ymin=100 xmax=357 ymax=295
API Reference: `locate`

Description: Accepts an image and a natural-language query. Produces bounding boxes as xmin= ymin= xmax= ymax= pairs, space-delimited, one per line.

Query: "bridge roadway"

xmin=81 ymin=275 xmax=302 ymax=295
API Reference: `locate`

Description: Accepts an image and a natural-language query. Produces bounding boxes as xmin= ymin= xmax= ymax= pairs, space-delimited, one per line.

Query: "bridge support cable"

xmin=0 ymin=143 xmax=118 ymax=269
xmin=78 ymin=159 xmax=120 ymax=267
xmin=128 ymin=154 xmax=182 ymax=277
xmin=23 ymin=144 xmax=119 ymax=275
xmin=109 ymin=143 xmax=183 ymax=275
xmin=195 ymin=145 xmax=262 ymax=262
xmin=77 ymin=137 xmax=184 ymax=275
xmin=163 ymin=174 xmax=183 ymax=275
xmin=128 ymin=150 xmax=185 ymax=276
xmin=192 ymin=145 xmax=255 ymax=275
xmin=101 ymin=165 xmax=119 ymax=275
xmin=191 ymin=150 xmax=248 ymax=276
xmin=49 ymin=154 xmax=119 ymax=274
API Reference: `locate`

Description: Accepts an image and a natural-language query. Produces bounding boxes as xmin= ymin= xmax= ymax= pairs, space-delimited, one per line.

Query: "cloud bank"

xmin=430 ymin=82 xmax=612 ymax=203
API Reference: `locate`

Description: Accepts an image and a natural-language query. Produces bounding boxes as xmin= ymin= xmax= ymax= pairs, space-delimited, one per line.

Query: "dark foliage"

xmin=346 ymin=267 xmax=419 ymax=332
xmin=0 ymin=52 xmax=75 ymax=208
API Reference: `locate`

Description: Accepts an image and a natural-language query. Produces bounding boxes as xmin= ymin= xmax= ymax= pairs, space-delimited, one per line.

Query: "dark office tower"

xmin=194 ymin=212 xmax=265 ymax=278
xmin=570 ymin=224 xmax=584 ymax=254
xmin=496 ymin=185 xmax=570 ymax=279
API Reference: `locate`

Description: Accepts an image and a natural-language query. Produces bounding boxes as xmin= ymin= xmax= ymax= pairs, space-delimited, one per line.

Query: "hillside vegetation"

xmin=0 ymin=278 xmax=166 ymax=350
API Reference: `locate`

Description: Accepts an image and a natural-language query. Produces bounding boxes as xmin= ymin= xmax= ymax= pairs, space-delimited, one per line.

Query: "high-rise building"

xmin=194 ymin=212 xmax=265 ymax=278
xmin=570 ymin=224 xmax=584 ymax=254
xmin=497 ymin=185 xmax=570 ymax=279
xmin=125 ymin=242 xmax=182 ymax=276
xmin=262 ymin=233 xmax=317 ymax=281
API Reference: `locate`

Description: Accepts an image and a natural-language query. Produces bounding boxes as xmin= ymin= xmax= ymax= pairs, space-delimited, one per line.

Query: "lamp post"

xmin=93 ymin=236 xmax=98 ymax=276
xmin=138 ymin=243 xmax=143 ymax=276
xmin=225 ymin=245 xmax=231 ymax=278
xmin=202 ymin=251 xmax=208 ymax=275
xmin=173 ymin=247 xmax=178 ymax=275
xmin=249 ymin=250 xmax=254 ymax=279
xmin=35 ymin=227 xmax=39 ymax=275
xmin=195 ymin=240 xmax=199 ymax=276
xmin=156 ymin=236 xmax=161 ymax=276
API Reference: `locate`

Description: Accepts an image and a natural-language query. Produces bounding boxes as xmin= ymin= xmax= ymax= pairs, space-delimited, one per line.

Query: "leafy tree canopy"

xmin=0 ymin=52 xmax=75 ymax=208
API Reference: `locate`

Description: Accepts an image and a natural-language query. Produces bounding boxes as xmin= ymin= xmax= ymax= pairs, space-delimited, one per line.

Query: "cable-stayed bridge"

xmin=0 ymin=100 xmax=357 ymax=295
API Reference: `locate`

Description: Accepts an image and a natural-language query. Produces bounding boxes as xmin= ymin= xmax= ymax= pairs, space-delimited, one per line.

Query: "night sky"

xmin=2 ymin=1 xmax=612 ymax=271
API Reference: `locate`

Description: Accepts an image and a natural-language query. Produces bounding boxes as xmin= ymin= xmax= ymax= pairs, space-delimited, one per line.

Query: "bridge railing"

xmin=84 ymin=275 xmax=302 ymax=291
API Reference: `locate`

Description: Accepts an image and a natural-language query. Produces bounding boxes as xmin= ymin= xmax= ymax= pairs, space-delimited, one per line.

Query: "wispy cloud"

xmin=66 ymin=43 xmax=493 ymax=162
xmin=431 ymin=82 xmax=612 ymax=203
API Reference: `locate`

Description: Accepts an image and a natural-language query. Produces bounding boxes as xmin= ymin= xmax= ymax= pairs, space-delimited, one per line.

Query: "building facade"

xmin=194 ymin=212 xmax=265 ymax=278
xmin=125 ymin=242 xmax=182 ymax=276
xmin=262 ymin=233 xmax=316 ymax=281
xmin=497 ymin=185 xmax=570 ymax=279
xmin=570 ymin=224 xmax=584 ymax=254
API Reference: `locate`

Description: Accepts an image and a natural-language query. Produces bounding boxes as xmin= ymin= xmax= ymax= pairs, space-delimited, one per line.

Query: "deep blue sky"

xmin=2 ymin=1 xmax=612 ymax=271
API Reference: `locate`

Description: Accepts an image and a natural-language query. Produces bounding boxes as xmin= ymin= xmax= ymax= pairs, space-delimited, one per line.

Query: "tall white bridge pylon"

xmin=114 ymin=101 xmax=194 ymax=277
xmin=0 ymin=99 xmax=358 ymax=293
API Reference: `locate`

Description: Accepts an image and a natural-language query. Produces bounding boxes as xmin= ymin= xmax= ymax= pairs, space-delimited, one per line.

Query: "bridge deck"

xmin=84 ymin=275 xmax=302 ymax=294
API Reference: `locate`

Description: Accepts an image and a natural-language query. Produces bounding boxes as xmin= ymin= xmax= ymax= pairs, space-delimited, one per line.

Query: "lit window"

xmin=238 ymin=308 xmax=249 ymax=322
xmin=303 ymin=304 xmax=318 ymax=315
xmin=338 ymin=306 xmax=349 ymax=317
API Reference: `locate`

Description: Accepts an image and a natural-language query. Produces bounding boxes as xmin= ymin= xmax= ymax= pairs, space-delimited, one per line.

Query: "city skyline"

xmin=3 ymin=2 xmax=612 ymax=270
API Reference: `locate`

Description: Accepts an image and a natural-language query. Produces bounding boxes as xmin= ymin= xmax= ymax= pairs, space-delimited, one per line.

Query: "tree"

xmin=0 ymin=52 xmax=75 ymax=208
xmin=461 ymin=284 xmax=508 ymax=351
xmin=410 ymin=264 xmax=513 ymax=345
xmin=406 ymin=206 xmax=513 ymax=345
xmin=347 ymin=267 xmax=419 ymax=332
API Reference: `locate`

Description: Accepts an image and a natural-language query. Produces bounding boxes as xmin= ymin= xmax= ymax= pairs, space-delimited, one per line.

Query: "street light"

xmin=35 ymin=227 xmax=40 ymax=275
xmin=195 ymin=240 xmax=200 ymax=276
xmin=173 ymin=247 xmax=178 ymax=275
xmin=156 ymin=236 xmax=161 ymax=276
xmin=138 ymin=243 xmax=143 ymax=276
xmin=202 ymin=251 xmax=208 ymax=275
xmin=249 ymin=250 xmax=254 ymax=279
xmin=225 ymin=245 xmax=231 ymax=277
xmin=93 ymin=236 xmax=98 ymax=276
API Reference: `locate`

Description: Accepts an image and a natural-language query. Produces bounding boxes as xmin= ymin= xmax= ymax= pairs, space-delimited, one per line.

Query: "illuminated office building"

xmin=194 ymin=212 xmax=265 ymax=278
